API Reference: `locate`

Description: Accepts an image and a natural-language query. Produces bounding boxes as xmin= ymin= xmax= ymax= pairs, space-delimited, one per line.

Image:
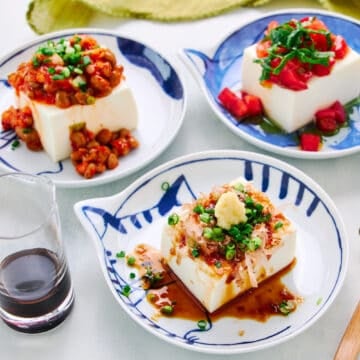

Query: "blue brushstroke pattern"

xmin=117 ymin=38 xmax=183 ymax=100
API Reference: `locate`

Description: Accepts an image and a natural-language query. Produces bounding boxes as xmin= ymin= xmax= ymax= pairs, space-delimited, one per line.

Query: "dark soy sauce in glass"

xmin=0 ymin=248 xmax=73 ymax=332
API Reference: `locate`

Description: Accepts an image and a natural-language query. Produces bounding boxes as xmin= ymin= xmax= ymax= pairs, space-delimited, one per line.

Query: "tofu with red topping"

xmin=161 ymin=179 xmax=296 ymax=313
xmin=241 ymin=44 xmax=360 ymax=133
xmin=5 ymin=34 xmax=138 ymax=162
xmin=17 ymin=83 xmax=138 ymax=162
xmin=240 ymin=17 xmax=360 ymax=133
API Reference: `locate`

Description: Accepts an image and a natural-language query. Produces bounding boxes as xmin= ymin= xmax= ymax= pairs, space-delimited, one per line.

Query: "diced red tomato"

xmin=256 ymin=40 xmax=272 ymax=58
xmin=331 ymin=100 xmax=346 ymax=123
xmin=312 ymin=58 xmax=335 ymax=76
xmin=331 ymin=35 xmax=349 ymax=59
xmin=315 ymin=116 xmax=338 ymax=133
xmin=315 ymin=107 xmax=336 ymax=120
xmin=218 ymin=87 xmax=248 ymax=118
xmin=218 ymin=88 xmax=263 ymax=119
xmin=299 ymin=133 xmax=321 ymax=151
xmin=305 ymin=18 xmax=331 ymax=51
xmin=269 ymin=59 xmax=310 ymax=91
xmin=277 ymin=67 xmax=308 ymax=91
xmin=303 ymin=17 xmax=329 ymax=31
xmin=265 ymin=20 xmax=279 ymax=35
xmin=218 ymin=87 xmax=238 ymax=109
xmin=242 ymin=93 xmax=263 ymax=116
xmin=309 ymin=32 xmax=330 ymax=51
xmin=315 ymin=100 xmax=346 ymax=133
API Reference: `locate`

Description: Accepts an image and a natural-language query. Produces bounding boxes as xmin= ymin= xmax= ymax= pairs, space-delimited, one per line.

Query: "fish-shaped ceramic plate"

xmin=74 ymin=149 xmax=348 ymax=354
xmin=0 ymin=29 xmax=186 ymax=187
xmin=181 ymin=10 xmax=360 ymax=159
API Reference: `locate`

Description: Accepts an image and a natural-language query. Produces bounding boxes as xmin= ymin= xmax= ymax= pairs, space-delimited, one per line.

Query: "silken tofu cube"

xmin=241 ymin=44 xmax=360 ymax=133
xmin=17 ymin=81 xmax=138 ymax=162
xmin=161 ymin=179 xmax=296 ymax=313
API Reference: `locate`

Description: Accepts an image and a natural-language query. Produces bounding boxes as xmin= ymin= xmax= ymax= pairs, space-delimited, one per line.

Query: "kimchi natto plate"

xmin=0 ymin=28 xmax=186 ymax=187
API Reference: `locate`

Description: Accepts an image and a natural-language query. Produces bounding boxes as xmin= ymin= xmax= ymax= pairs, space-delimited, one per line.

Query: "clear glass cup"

xmin=0 ymin=172 xmax=74 ymax=333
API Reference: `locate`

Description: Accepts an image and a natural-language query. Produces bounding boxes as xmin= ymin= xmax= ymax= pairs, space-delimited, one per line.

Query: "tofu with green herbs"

xmin=161 ymin=178 xmax=296 ymax=313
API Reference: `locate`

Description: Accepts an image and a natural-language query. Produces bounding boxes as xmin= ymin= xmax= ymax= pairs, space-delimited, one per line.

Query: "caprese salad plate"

xmin=181 ymin=10 xmax=360 ymax=159
xmin=0 ymin=29 xmax=186 ymax=188
xmin=74 ymin=149 xmax=348 ymax=354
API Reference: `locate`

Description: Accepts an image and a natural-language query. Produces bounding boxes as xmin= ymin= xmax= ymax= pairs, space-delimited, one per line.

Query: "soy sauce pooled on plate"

xmin=127 ymin=244 xmax=301 ymax=324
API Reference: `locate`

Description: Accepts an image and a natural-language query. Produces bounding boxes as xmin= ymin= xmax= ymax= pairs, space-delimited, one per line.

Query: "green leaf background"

xmin=27 ymin=0 xmax=360 ymax=35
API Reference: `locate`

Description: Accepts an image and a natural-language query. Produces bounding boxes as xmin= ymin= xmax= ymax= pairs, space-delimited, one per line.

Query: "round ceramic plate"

xmin=0 ymin=29 xmax=186 ymax=188
xmin=74 ymin=149 xmax=348 ymax=354
xmin=181 ymin=10 xmax=360 ymax=159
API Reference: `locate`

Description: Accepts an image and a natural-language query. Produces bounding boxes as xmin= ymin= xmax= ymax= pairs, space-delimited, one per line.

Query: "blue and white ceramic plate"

xmin=0 ymin=29 xmax=186 ymax=188
xmin=74 ymin=150 xmax=348 ymax=354
xmin=181 ymin=10 xmax=360 ymax=159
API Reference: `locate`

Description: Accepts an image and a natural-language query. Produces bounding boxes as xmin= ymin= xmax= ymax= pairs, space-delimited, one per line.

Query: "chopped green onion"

xmin=147 ymin=293 xmax=157 ymax=302
xmin=86 ymin=95 xmax=95 ymax=105
xmin=233 ymin=183 xmax=245 ymax=192
xmin=65 ymin=46 xmax=75 ymax=54
xmin=274 ymin=221 xmax=283 ymax=230
xmin=48 ymin=67 xmax=56 ymax=74
xmin=11 ymin=139 xmax=20 ymax=150
xmin=127 ymin=256 xmax=136 ymax=266
xmin=73 ymin=67 xmax=83 ymax=74
xmin=129 ymin=272 xmax=136 ymax=279
xmin=215 ymin=261 xmax=222 ymax=268
xmin=191 ymin=248 xmax=200 ymax=257
xmin=161 ymin=181 xmax=170 ymax=191
xmin=73 ymin=36 xmax=81 ymax=44
xmin=121 ymin=284 xmax=131 ymax=297
xmin=199 ymin=212 xmax=211 ymax=223
xmin=212 ymin=227 xmax=224 ymax=241
xmin=193 ymin=204 xmax=204 ymax=214
xmin=203 ymin=227 xmax=224 ymax=241
xmin=225 ymin=243 xmax=236 ymax=260
xmin=279 ymin=300 xmax=296 ymax=315
xmin=116 ymin=251 xmax=126 ymax=258
xmin=197 ymin=320 xmax=207 ymax=330
xmin=52 ymin=74 xmax=65 ymax=80
xmin=203 ymin=227 xmax=213 ymax=239
xmin=32 ymin=56 xmax=40 ymax=67
xmin=41 ymin=47 xmax=54 ymax=56
xmin=168 ymin=213 xmax=179 ymax=226
xmin=82 ymin=55 xmax=92 ymax=66
xmin=247 ymin=237 xmax=262 ymax=251
xmin=65 ymin=52 xmax=81 ymax=64
xmin=160 ymin=305 xmax=174 ymax=315
xmin=61 ymin=67 xmax=71 ymax=78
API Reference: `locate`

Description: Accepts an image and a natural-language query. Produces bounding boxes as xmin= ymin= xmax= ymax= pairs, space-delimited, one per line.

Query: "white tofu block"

xmin=161 ymin=182 xmax=296 ymax=313
xmin=17 ymin=81 xmax=138 ymax=162
xmin=241 ymin=44 xmax=360 ymax=133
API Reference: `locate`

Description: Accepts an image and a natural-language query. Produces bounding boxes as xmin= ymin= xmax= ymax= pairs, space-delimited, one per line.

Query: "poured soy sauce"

xmin=0 ymin=248 xmax=73 ymax=331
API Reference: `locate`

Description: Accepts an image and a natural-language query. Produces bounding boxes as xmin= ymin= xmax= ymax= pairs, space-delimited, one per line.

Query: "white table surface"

xmin=0 ymin=1 xmax=359 ymax=359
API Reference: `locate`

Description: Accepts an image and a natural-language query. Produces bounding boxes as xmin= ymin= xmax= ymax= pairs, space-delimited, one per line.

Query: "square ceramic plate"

xmin=74 ymin=149 xmax=348 ymax=354
xmin=181 ymin=10 xmax=360 ymax=159
xmin=0 ymin=29 xmax=186 ymax=187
